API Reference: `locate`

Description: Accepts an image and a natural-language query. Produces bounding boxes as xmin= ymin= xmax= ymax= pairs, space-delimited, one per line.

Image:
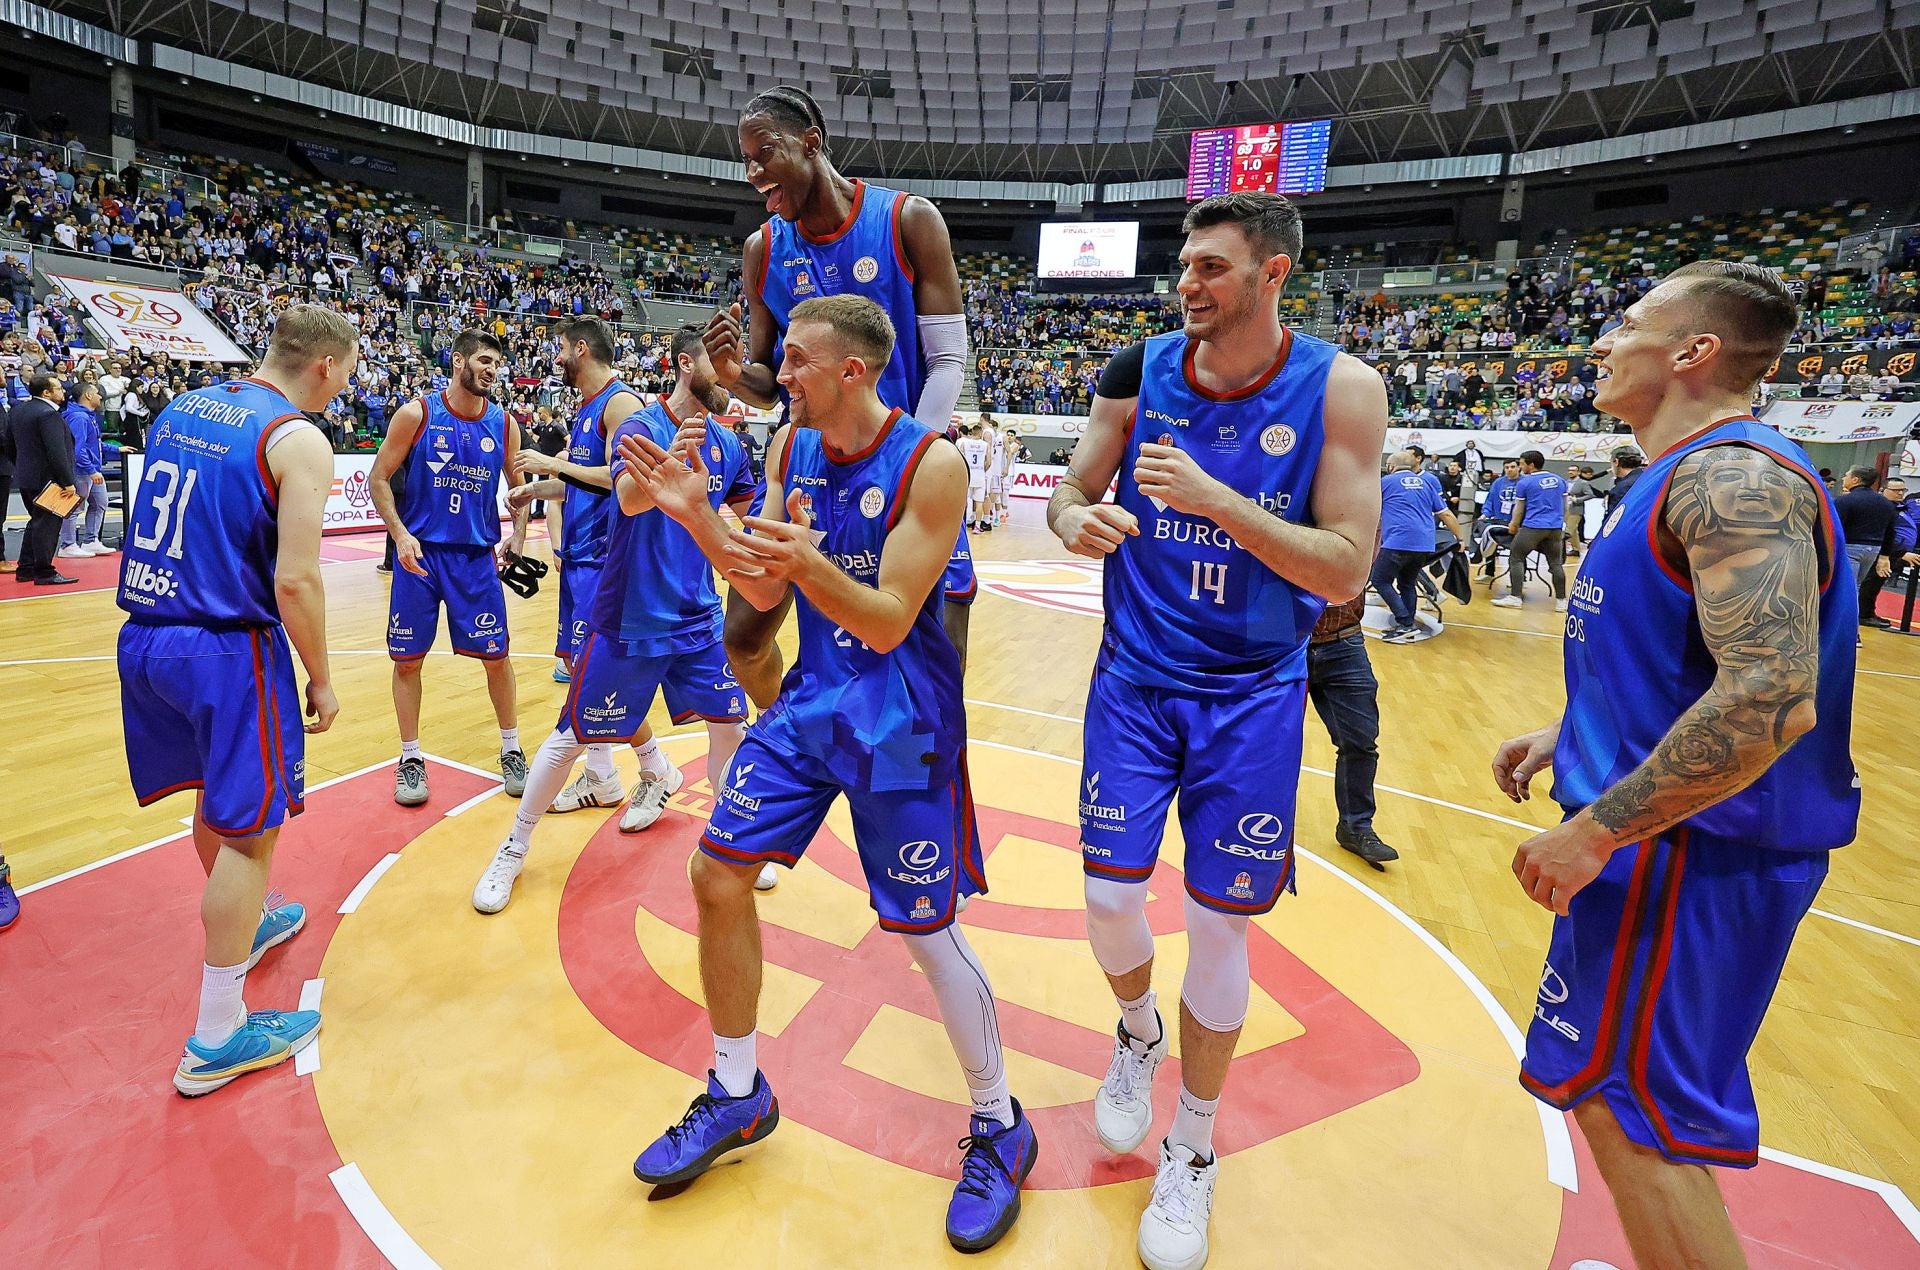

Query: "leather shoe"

xmin=34 ymin=573 xmax=80 ymax=586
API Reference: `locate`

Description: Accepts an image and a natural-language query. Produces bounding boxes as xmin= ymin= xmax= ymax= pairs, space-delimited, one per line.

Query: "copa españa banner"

xmin=46 ymin=274 xmax=251 ymax=364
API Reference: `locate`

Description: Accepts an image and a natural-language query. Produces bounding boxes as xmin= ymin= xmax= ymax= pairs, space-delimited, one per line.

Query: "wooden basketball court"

xmin=3 ymin=509 xmax=1916 ymax=1268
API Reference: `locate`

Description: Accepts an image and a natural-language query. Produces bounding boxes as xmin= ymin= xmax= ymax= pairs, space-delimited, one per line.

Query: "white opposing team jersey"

xmin=987 ymin=435 xmax=1008 ymax=478
xmin=958 ymin=437 xmax=989 ymax=479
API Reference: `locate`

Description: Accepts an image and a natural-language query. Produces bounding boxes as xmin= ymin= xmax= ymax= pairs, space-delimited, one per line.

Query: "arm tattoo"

xmin=1586 ymin=447 xmax=1822 ymax=841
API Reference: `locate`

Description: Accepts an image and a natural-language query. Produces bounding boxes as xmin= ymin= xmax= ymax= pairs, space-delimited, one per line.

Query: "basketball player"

xmin=704 ymin=85 xmax=974 ymax=707
xmin=117 ymin=304 xmax=352 ymax=1094
xmin=1048 ymin=192 xmax=1386 ymax=1270
xmin=1494 ymin=262 xmax=1858 ymax=1270
xmin=473 ymin=325 xmax=763 ymax=913
xmin=370 ymin=330 xmax=528 ymax=806
xmin=958 ymin=424 xmax=991 ymax=530
xmin=503 ymin=317 xmax=682 ymax=833
xmin=628 ymin=296 xmax=1034 ymax=1251
xmin=995 ymin=429 xmax=1021 ymax=525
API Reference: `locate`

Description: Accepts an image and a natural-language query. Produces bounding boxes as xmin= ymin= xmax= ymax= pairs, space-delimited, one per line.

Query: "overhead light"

xmin=1737 ymin=142 xmax=1750 ymax=151
xmin=103 ymin=57 xmax=113 ymax=67
xmin=1843 ymin=125 xmax=1856 ymax=135
xmin=1484 ymin=176 xmax=1496 ymax=184
xmin=563 ymin=160 xmax=571 ymax=167
xmin=1428 ymin=180 xmax=1438 ymax=188
xmin=251 ymin=94 xmax=261 ymax=103
xmin=1561 ymin=167 xmax=1572 ymax=175
xmin=709 ymin=177 xmax=716 ymax=185
xmin=318 ymin=110 xmax=327 ymax=118
xmin=379 ymin=125 xmax=388 ymax=133
xmin=1364 ymin=184 xmax=1373 ymax=192
xmin=1644 ymin=155 xmax=1655 ymax=163
xmin=519 ymin=154 xmax=527 ymax=161
xmin=179 ymin=75 xmax=190 ymax=85
xmin=612 ymin=166 xmax=621 ymax=173
xmin=435 ymin=138 xmax=444 ymax=146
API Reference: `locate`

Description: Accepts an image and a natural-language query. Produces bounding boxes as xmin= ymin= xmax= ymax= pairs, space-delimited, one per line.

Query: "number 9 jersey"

xmin=117 ymin=378 xmax=312 ymax=627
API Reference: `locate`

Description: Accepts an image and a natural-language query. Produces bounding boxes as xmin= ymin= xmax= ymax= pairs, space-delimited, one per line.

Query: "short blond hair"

xmin=789 ymin=294 xmax=894 ymax=375
xmin=265 ymin=303 xmax=358 ymax=370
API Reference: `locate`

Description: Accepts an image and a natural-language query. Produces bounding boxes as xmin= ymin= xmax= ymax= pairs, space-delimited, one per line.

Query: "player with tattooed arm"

xmin=1492 ymin=261 xmax=1860 ymax=1270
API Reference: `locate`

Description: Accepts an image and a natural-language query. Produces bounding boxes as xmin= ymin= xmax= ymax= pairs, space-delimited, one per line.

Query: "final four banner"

xmin=45 ymin=274 xmax=251 ymax=364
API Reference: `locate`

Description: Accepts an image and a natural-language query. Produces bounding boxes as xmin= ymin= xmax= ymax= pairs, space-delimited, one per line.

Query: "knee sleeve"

xmin=705 ymin=719 xmax=746 ymax=788
xmin=1085 ymin=875 xmax=1155 ymax=978
xmin=1180 ymin=894 xmax=1251 ymax=1033
xmin=901 ymin=925 xmax=1006 ymax=1092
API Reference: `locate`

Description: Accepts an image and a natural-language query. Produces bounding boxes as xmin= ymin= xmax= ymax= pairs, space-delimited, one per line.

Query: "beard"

xmin=459 ymin=367 xmax=491 ymax=399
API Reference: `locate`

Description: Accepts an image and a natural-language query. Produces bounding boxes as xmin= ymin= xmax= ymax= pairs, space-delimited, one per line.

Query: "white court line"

xmin=328 ymin=1163 xmax=442 ymax=1270
xmin=1809 ymin=906 xmax=1920 ymax=948
xmin=338 ymin=855 xmax=402 ymax=915
xmin=0 ymin=556 xmax=358 ymax=606
xmin=966 ymin=737 xmax=1579 ymax=1192
xmin=442 ymin=786 xmax=505 ymax=818
xmin=294 ymin=978 xmax=324 ymax=1076
xmin=1758 ymin=1145 xmax=1920 ymax=1245
xmin=0 ymin=650 xmax=556 ymax=669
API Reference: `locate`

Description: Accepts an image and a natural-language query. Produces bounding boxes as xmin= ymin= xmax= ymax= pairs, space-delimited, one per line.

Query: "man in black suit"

xmin=11 ymin=373 xmax=79 ymax=586
xmin=0 ymin=387 xmax=13 ymax=573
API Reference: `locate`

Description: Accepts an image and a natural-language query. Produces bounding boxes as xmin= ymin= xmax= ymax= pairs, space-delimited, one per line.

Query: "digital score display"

xmin=1186 ymin=119 xmax=1333 ymax=201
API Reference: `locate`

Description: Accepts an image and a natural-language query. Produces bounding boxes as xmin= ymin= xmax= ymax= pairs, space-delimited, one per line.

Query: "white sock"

xmin=194 ymin=961 xmax=249 ymax=1047
xmin=584 ymin=744 xmax=617 ymax=780
xmin=1118 ymin=988 xmax=1161 ymax=1045
xmin=1169 ymin=1085 xmax=1219 ymax=1161
xmin=633 ymin=737 xmax=669 ymax=779
xmin=511 ymin=728 xmax=585 ymax=848
xmin=400 ymin=738 xmax=422 ymax=762
xmin=500 ymin=726 xmax=520 ymax=754
xmin=904 ymin=926 xmax=1015 ymax=1127
xmin=713 ymin=1030 xmax=758 ymax=1097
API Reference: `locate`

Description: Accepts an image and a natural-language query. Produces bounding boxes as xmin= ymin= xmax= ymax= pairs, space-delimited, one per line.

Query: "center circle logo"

xmin=1260 ymin=424 xmax=1296 ymax=456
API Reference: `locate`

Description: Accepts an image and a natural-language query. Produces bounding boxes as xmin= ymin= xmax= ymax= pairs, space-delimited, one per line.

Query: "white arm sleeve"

xmin=914 ymin=312 xmax=969 ymax=430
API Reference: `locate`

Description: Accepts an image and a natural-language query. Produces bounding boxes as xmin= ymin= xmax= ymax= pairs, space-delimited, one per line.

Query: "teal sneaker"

xmin=245 ymin=892 xmax=306 ymax=971
xmin=173 ymin=1009 xmax=322 ymax=1097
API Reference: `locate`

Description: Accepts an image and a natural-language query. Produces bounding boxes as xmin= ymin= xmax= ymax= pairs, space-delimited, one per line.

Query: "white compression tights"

xmin=510 ymin=721 xmax=749 ymax=849
xmin=1084 ymin=877 xmax=1251 ymax=1033
xmin=902 ymin=923 xmax=1013 ymax=1125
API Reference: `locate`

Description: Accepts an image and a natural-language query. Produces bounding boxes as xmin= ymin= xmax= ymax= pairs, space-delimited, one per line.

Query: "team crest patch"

xmin=852 ymin=255 xmax=880 ymax=284
xmin=859 ymin=486 xmax=885 ymax=519
xmin=1602 ymin=504 xmax=1626 ymax=537
xmin=710 ymin=446 xmax=721 ymax=464
xmin=480 ymin=436 xmax=496 ymax=453
xmin=1260 ymin=424 xmax=1296 ymax=456
xmin=794 ymin=269 xmax=815 ymax=296
xmin=1227 ymin=871 xmax=1257 ymax=901
xmin=911 ymin=894 xmax=936 ymax=921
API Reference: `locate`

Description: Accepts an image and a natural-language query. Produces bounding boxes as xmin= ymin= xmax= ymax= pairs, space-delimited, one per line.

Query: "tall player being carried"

xmin=1049 ymin=193 xmax=1387 ymax=1270
xmin=505 ymin=317 xmax=694 ymax=839
xmin=626 ymin=296 xmax=1035 ymax=1252
xmin=472 ymin=325 xmax=759 ymax=914
xmin=370 ymin=330 xmax=529 ymax=806
xmin=705 ymin=85 xmax=978 ymax=690
xmin=1494 ymin=262 xmax=1859 ymax=1270
xmin=117 ymin=305 xmax=352 ymax=1095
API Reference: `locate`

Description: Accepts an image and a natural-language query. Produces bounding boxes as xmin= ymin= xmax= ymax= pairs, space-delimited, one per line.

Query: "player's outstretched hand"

xmin=619 ymin=430 xmax=709 ymax=522
xmin=1492 ymin=724 xmax=1559 ymax=803
xmin=395 ymin=531 xmax=429 ymax=577
xmin=304 ymin=680 xmax=339 ymax=734
xmin=1058 ymin=503 xmax=1139 ymax=558
xmin=703 ymin=304 xmax=745 ymax=389
xmin=726 ymin=488 xmax=817 ymax=585
xmin=512 ymin=449 xmax=558 ymax=477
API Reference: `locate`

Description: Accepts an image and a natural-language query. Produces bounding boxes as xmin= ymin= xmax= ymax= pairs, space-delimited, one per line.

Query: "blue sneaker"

xmin=173 ymin=1008 xmax=322 ymax=1097
xmin=947 ymin=1098 xmax=1039 ymax=1251
xmin=246 ymin=892 xmax=306 ymax=970
xmin=0 ymin=864 xmax=19 ymax=932
xmin=633 ymin=1070 xmax=779 ymax=1186
xmin=552 ymin=662 xmax=572 ymax=683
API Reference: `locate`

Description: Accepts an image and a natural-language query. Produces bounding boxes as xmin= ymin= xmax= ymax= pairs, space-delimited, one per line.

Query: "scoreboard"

xmin=1186 ymin=119 xmax=1333 ymax=201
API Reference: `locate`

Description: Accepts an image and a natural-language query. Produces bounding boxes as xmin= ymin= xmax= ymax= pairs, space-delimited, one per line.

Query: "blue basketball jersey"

xmin=592 ymin=397 xmax=756 ymax=651
xmin=1552 ymin=418 xmax=1860 ymax=851
xmin=117 ymin=378 xmax=308 ymax=627
xmin=560 ymin=378 xmax=630 ymax=565
xmin=757 ymin=180 xmax=926 ymax=414
xmin=399 ymin=391 xmax=506 ymax=546
xmin=1101 ymin=328 xmax=1337 ymax=694
xmin=755 ymin=410 xmax=964 ymax=791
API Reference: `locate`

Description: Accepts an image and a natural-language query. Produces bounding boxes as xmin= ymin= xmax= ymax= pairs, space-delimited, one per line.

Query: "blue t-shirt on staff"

xmin=1515 ymin=470 xmax=1568 ymax=530
xmin=1380 ymin=471 xmax=1444 ymax=553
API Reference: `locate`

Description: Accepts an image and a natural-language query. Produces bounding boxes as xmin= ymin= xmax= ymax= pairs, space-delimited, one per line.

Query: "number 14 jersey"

xmin=1101 ymin=328 xmax=1338 ymax=694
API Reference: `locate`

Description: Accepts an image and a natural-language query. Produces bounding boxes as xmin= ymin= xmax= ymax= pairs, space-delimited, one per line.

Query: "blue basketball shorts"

xmin=388 ymin=541 xmax=509 ymax=660
xmin=1080 ymin=667 xmax=1307 ymax=915
xmin=944 ymin=538 xmax=977 ymax=603
xmin=562 ymin=627 xmax=747 ymax=743
xmin=555 ymin=558 xmax=603 ymax=661
xmin=119 ymin=622 xmax=305 ymax=839
xmin=700 ymin=732 xmax=986 ymax=933
xmin=1520 ymin=830 xmax=1827 ymax=1167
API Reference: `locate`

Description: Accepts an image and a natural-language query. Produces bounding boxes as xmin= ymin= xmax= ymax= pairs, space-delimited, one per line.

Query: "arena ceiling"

xmin=52 ymin=0 xmax=1920 ymax=182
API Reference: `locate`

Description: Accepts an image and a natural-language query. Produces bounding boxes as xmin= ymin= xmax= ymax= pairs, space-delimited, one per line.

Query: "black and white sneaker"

xmin=394 ymin=756 xmax=429 ymax=806
xmin=1336 ymin=826 xmax=1401 ymax=871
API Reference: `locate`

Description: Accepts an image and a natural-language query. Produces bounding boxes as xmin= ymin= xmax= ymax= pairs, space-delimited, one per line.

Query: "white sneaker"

xmin=1095 ymin=1011 xmax=1169 ymax=1154
xmin=56 ymin=544 xmax=89 ymax=558
xmin=84 ymin=541 xmax=115 ymax=556
xmin=1138 ymin=1139 xmax=1219 ymax=1270
xmin=550 ymin=769 xmax=626 ymax=814
xmin=754 ymin=863 xmax=780 ymax=891
xmin=1491 ymin=595 xmax=1524 ymax=608
xmin=619 ymin=761 xmax=685 ymax=833
xmin=1554 ymin=599 xmax=1568 ymax=613
xmin=472 ymin=841 xmax=527 ymax=914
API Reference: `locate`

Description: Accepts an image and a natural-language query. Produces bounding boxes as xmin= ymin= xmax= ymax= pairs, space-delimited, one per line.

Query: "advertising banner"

xmin=46 ymin=274 xmax=250 ymax=363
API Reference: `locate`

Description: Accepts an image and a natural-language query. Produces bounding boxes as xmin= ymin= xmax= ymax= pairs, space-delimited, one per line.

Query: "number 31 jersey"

xmin=1102 ymin=328 xmax=1337 ymax=695
xmin=117 ymin=378 xmax=311 ymax=627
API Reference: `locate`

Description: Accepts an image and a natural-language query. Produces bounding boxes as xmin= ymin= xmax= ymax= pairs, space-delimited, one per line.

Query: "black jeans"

xmin=18 ymin=503 xmax=64 ymax=580
xmin=0 ymin=473 xmax=10 ymax=562
xmin=1368 ymin=547 xmax=1428 ymax=628
xmin=1508 ymin=526 xmax=1567 ymax=599
xmin=1861 ymin=558 xmax=1912 ymax=621
xmin=1307 ymin=631 xmax=1381 ymax=833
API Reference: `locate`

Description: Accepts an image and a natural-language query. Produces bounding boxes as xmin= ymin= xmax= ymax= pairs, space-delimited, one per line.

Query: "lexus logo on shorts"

xmin=898 ymin=840 xmax=941 ymax=870
xmin=476 ymin=612 xmax=500 ymax=628
xmin=1237 ymin=813 xmax=1285 ymax=845
xmin=1538 ymin=963 xmax=1570 ymax=1005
